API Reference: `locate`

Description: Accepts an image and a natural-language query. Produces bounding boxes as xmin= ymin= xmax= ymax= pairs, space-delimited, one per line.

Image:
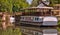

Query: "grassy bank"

xmin=0 ymin=27 xmax=21 ymax=35
xmin=58 ymin=21 xmax=60 ymax=31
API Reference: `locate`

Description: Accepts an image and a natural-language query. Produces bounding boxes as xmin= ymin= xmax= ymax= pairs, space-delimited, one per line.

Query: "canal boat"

xmin=20 ymin=0 xmax=58 ymax=26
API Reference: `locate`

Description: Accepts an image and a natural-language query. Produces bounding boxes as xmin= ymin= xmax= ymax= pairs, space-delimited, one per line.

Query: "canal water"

xmin=15 ymin=16 xmax=58 ymax=35
xmin=20 ymin=24 xmax=58 ymax=35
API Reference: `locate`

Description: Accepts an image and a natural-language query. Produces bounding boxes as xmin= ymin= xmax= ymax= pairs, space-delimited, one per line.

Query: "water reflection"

xmin=20 ymin=25 xmax=57 ymax=35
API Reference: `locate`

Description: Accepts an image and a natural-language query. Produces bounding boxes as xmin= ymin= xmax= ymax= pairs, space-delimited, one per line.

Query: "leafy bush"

xmin=0 ymin=27 xmax=22 ymax=35
xmin=58 ymin=21 xmax=60 ymax=31
xmin=57 ymin=27 xmax=60 ymax=31
xmin=58 ymin=21 xmax=60 ymax=27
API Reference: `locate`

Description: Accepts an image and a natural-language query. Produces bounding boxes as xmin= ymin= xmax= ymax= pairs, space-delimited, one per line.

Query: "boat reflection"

xmin=20 ymin=25 xmax=57 ymax=35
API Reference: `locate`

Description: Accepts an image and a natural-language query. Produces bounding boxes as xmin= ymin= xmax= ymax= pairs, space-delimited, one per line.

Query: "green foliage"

xmin=52 ymin=0 xmax=59 ymax=4
xmin=49 ymin=0 xmax=59 ymax=6
xmin=31 ymin=0 xmax=59 ymax=7
xmin=58 ymin=21 xmax=60 ymax=27
xmin=58 ymin=21 xmax=60 ymax=31
xmin=0 ymin=0 xmax=12 ymax=12
xmin=57 ymin=27 xmax=60 ymax=31
xmin=31 ymin=0 xmax=40 ymax=7
xmin=12 ymin=0 xmax=29 ymax=12
xmin=0 ymin=27 xmax=21 ymax=35
xmin=0 ymin=0 xmax=29 ymax=12
xmin=58 ymin=0 xmax=60 ymax=4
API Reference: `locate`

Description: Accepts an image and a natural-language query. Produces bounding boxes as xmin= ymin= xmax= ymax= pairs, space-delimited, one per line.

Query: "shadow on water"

xmin=20 ymin=23 xmax=58 ymax=35
xmin=20 ymin=23 xmax=57 ymax=28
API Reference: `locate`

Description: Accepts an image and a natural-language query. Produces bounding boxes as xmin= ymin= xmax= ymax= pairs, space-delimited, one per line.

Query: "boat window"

xmin=21 ymin=17 xmax=24 ymax=19
xmin=35 ymin=18 xmax=39 ymax=20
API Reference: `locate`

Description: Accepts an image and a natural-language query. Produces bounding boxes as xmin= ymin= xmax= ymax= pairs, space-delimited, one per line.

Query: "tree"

xmin=0 ymin=0 xmax=29 ymax=30
xmin=31 ymin=0 xmax=40 ymax=7
xmin=0 ymin=0 xmax=29 ymax=12
xmin=31 ymin=0 xmax=59 ymax=7
xmin=0 ymin=0 xmax=13 ymax=12
xmin=12 ymin=0 xmax=29 ymax=12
